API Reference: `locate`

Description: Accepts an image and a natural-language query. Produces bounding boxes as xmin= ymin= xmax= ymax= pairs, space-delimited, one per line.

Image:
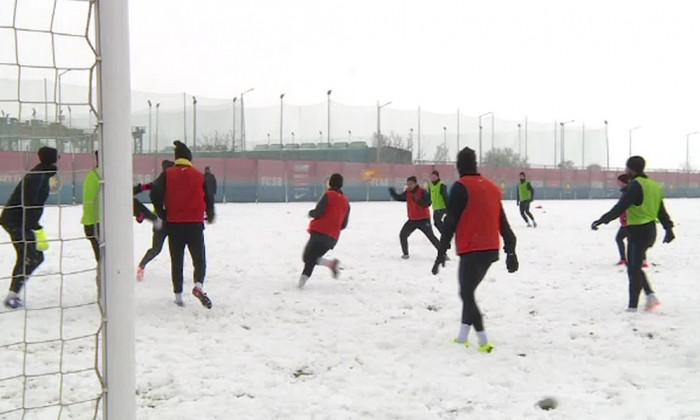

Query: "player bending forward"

xmin=298 ymin=173 xmax=350 ymax=289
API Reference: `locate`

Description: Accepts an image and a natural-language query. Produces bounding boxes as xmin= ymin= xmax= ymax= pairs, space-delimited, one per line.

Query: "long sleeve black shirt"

xmin=598 ymin=175 xmax=673 ymax=230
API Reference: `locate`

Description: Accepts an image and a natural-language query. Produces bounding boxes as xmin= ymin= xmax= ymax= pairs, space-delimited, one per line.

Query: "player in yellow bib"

xmin=592 ymin=156 xmax=675 ymax=312
xmin=516 ymin=172 xmax=537 ymax=227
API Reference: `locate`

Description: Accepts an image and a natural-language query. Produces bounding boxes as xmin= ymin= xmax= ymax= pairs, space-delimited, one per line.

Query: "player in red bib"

xmin=298 ymin=173 xmax=350 ymax=289
xmin=432 ymin=147 xmax=518 ymax=353
xmin=389 ymin=176 xmax=440 ymax=259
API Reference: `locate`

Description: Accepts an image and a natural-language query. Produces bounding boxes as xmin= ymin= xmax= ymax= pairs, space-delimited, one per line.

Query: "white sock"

xmin=456 ymin=323 xmax=471 ymax=343
xmin=6 ymin=291 xmax=18 ymax=300
xmin=317 ymin=258 xmax=332 ymax=267
xmin=195 ymin=282 xmax=203 ymax=291
xmin=174 ymin=293 xmax=183 ymax=303
xmin=476 ymin=330 xmax=489 ymax=347
xmin=298 ymin=275 xmax=309 ymax=289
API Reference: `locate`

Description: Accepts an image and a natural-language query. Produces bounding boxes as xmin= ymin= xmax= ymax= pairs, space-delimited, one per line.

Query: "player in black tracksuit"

xmin=516 ymin=172 xmax=536 ymax=227
xmin=1 ymin=147 xmax=58 ymax=309
xmin=592 ymin=156 xmax=674 ymax=312
xmin=135 ymin=160 xmax=174 ymax=281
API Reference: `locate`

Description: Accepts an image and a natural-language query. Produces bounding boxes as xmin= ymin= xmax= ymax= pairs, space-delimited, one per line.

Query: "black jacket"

xmin=204 ymin=172 xmax=217 ymax=196
xmin=598 ymin=175 xmax=673 ymax=230
xmin=0 ymin=162 xmax=57 ymax=231
xmin=389 ymin=187 xmax=432 ymax=207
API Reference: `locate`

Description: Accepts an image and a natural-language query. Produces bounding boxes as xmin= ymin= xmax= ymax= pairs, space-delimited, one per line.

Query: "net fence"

xmin=0 ymin=0 xmax=103 ymax=419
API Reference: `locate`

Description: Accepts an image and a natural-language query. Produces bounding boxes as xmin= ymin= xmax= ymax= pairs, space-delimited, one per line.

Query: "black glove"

xmin=388 ymin=187 xmax=396 ymax=195
xmin=206 ymin=213 xmax=215 ymax=224
xmin=591 ymin=219 xmax=604 ymax=231
xmin=431 ymin=252 xmax=446 ymax=275
xmin=506 ymin=253 xmax=519 ymax=273
xmin=663 ymin=229 xmax=675 ymax=244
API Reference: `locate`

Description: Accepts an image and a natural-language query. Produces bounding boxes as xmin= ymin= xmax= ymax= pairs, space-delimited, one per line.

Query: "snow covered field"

xmin=1 ymin=199 xmax=700 ymax=419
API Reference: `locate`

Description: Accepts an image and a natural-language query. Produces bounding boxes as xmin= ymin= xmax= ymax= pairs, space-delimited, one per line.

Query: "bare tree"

xmin=433 ymin=144 xmax=450 ymax=163
xmin=199 ymin=130 xmax=237 ymax=152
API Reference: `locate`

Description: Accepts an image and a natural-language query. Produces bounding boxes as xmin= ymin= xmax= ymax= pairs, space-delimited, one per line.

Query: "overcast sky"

xmin=126 ymin=0 xmax=700 ymax=169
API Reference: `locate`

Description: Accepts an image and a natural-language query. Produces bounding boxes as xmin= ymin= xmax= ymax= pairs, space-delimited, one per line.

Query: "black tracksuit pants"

xmin=615 ymin=226 xmax=647 ymax=262
xmin=626 ymin=222 xmax=656 ymax=309
xmin=84 ymin=224 xmax=100 ymax=262
xmin=433 ymin=209 xmax=447 ymax=235
xmin=167 ymin=223 xmax=206 ymax=294
xmin=519 ymin=200 xmax=535 ymax=223
xmin=3 ymin=225 xmax=45 ymax=294
xmin=139 ymin=225 xmax=168 ymax=269
xmin=302 ymin=233 xmax=337 ymax=277
xmin=399 ymin=219 xmax=440 ymax=256
xmin=459 ymin=251 xmax=498 ymax=331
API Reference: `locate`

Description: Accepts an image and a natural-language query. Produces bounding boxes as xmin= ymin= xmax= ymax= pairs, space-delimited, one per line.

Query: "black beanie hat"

xmin=626 ymin=156 xmax=645 ymax=174
xmin=161 ymin=159 xmax=175 ymax=171
xmin=38 ymin=146 xmax=58 ymax=165
xmin=329 ymin=173 xmax=343 ymax=188
xmin=173 ymin=141 xmax=193 ymax=161
xmin=457 ymin=147 xmax=477 ymax=176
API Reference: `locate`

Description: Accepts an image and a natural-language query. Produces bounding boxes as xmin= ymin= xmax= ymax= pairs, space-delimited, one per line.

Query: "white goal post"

xmin=97 ymin=0 xmax=136 ymax=418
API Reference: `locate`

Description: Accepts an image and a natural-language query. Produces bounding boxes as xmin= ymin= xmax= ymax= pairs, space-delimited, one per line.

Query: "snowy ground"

xmin=1 ymin=199 xmax=700 ymax=419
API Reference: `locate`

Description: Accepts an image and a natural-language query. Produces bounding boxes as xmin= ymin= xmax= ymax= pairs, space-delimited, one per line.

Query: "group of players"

xmin=1 ymin=143 xmax=675 ymax=352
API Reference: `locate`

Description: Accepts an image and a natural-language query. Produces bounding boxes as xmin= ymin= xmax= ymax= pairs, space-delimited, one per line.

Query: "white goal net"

xmin=0 ymin=0 xmax=134 ymax=419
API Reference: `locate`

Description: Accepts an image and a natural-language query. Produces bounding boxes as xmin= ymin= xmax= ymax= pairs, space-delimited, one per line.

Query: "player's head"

xmin=617 ymin=173 xmax=629 ymax=187
xmin=161 ymin=160 xmax=175 ymax=172
xmin=205 ymin=166 xmax=211 ymax=174
xmin=431 ymin=170 xmax=440 ymax=182
xmin=38 ymin=146 xmax=58 ymax=165
xmin=406 ymin=175 xmax=418 ymax=190
xmin=329 ymin=173 xmax=343 ymax=189
xmin=456 ymin=147 xmax=477 ymax=176
xmin=173 ymin=140 xmax=193 ymax=161
xmin=626 ymin=156 xmax=645 ymax=177
xmin=519 ymin=171 xmax=526 ymax=181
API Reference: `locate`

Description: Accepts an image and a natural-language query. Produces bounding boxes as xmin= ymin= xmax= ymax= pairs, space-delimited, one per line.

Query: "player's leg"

xmin=615 ymin=227 xmax=627 ymax=263
xmin=167 ymin=224 xmax=187 ymax=305
xmin=457 ymin=253 xmax=493 ymax=351
xmin=84 ymin=224 xmax=100 ymax=262
xmin=399 ymin=221 xmax=419 ymax=258
xmin=187 ymin=223 xmax=211 ymax=308
xmin=418 ymin=219 xmax=441 ymax=250
xmin=524 ymin=201 xmax=536 ymax=225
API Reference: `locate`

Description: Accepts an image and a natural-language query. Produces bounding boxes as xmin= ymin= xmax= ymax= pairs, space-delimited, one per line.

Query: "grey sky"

xmin=2 ymin=0 xmax=699 ymax=168
xmin=127 ymin=0 xmax=700 ymax=169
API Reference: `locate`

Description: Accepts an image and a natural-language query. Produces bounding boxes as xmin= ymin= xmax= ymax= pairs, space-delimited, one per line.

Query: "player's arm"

xmin=341 ymin=204 xmax=350 ymax=230
xmin=203 ymin=179 xmax=215 ymax=223
xmin=388 ymin=188 xmax=407 ymax=201
xmin=417 ymin=188 xmax=432 ymax=207
xmin=657 ymin=200 xmax=674 ymax=231
xmin=528 ymin=182 xmax=535 ymax=201
xmin=499 ymin=205 xmax=517 ymax=254
xmin=150 ymin=172 xmax=166 ymax=220
xmin=24 ymin=172 xmax=47 ymax=230
xmin=309 ymin=193 xmax=328 ymax=219
xmin=438 ymin=182 xmax=468 ymax=253
xmin=440 ymin=183 xmax=449 ymax=205
xmin=597 ymin=180 xmax=643 ymax=224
